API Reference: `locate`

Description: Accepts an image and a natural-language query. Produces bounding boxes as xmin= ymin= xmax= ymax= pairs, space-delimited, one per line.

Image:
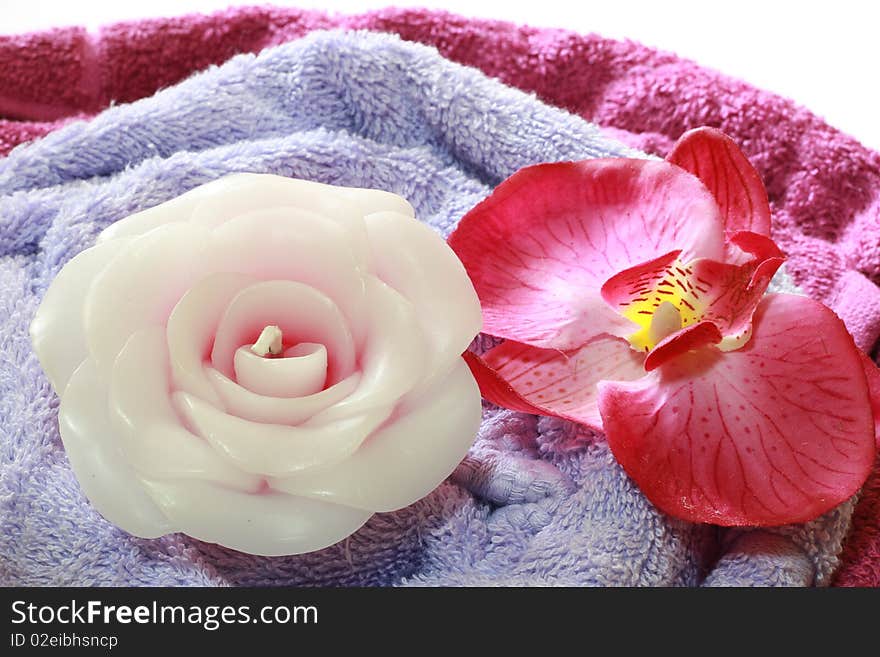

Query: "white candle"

xmin=30 ymin=173 xmax=483 ymax=556
xmin=237 ymin=340 xmax=328 ymax=398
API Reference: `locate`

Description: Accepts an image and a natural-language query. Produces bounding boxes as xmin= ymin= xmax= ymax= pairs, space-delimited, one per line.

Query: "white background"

xmin=2 ymin=0 xmax=879 ymax=151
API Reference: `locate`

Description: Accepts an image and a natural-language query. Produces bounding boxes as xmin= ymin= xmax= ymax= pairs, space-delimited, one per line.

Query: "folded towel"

xmin=0 ymin=29 xmax=861 ymax=587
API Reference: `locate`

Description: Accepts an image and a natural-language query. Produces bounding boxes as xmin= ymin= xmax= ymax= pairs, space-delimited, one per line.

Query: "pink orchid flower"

xmin=450 ymin=127 xmax=880 ymax=527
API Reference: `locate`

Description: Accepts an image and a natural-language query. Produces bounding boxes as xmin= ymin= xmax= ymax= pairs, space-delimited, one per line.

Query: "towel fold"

xmin=1 ymin=9 xmax=878 ymax=585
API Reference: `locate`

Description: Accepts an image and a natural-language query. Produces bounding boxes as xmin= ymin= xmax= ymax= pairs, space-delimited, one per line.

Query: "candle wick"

xmin=251 ymin=325 xmax=283 ymax=357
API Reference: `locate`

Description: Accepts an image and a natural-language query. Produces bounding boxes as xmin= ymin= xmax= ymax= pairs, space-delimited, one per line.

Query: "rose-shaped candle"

xmin=30 ymin=173 xmax=483 ymax=556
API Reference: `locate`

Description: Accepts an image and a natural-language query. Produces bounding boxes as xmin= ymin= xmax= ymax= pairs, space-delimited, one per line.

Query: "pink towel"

xmin=3 ymin=6 xmax=879 ymax=587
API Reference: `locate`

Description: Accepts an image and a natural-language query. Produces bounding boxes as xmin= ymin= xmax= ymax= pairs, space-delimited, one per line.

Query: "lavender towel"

xmin=0 ymin=30 xmax=853 ymax=587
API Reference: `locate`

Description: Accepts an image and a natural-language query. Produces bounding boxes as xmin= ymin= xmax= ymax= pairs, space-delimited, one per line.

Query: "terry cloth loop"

xmin=702 ymin=533 xmax=816 ymax=587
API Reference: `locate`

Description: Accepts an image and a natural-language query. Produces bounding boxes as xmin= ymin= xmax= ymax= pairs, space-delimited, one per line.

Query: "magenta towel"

xmin=2 ymin=6 xmax=879 ymax=586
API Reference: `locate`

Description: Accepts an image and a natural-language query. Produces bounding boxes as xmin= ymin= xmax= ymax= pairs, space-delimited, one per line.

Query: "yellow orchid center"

xmin=616 ymin=256 xmax=754 ymax=354
xmin=620 ymin=258 xmax=705 ymax=352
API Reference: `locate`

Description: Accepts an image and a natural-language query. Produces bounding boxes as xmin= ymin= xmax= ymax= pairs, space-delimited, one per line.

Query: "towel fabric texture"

xmin=1 ymin=10 xmax=878 ymax=586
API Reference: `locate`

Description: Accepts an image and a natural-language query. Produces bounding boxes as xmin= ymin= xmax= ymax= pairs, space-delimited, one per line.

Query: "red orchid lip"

xmin=599 ymin=294 xmax=876 ymax=526
xmin=451 ymin=126 xmax=878 ymax=527
xmin=643 ymin=320 xmax=722 ymax=372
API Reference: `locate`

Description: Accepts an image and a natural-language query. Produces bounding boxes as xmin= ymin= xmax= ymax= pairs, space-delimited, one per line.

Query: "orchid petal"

xmin=470 ymin=336 xmax=645 ymax=430
xmin=644 ymin=321 xmax=722 ymax=372
xmin=600 ymin=249 xmax=682 ymax=314
xmin=601 ymin=233 xmax=784 ymax=353
xmin=859 ymin=350 xmax=880 ymax=444
xmin=690 ymin=253 xmax=785 ymax=350
xmin=597 ymin=294 xmax=876 ymax=526
xmin=667 ymin=127 xmax=772 ymax=239
xmin=462 ymin=350 xmax=551 ymax=417
xmin=728 ymin=231 xmax=784 ymax=261
xmin=448 ymin=159 xmax=725 ymax=350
